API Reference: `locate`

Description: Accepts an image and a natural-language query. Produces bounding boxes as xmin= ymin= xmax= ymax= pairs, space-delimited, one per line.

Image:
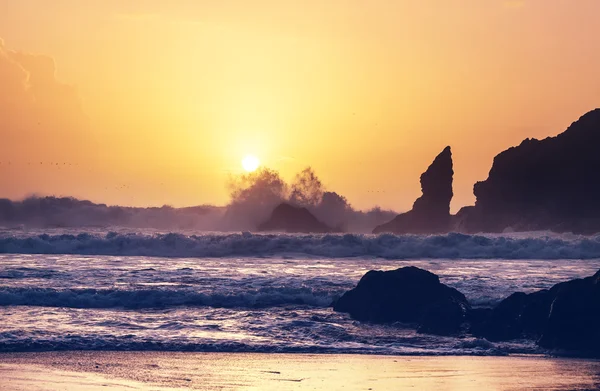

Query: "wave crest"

xmin=2 ymin=231 xmax=600 ymax=259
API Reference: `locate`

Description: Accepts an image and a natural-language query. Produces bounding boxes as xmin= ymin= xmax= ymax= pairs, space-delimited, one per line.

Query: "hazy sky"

xmin=1 ymin=0 xmax=599 ymax=212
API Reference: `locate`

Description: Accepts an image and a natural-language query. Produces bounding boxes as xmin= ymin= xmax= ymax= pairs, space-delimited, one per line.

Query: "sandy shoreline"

xmin=1 ymin=352 xmax=600 ymax=390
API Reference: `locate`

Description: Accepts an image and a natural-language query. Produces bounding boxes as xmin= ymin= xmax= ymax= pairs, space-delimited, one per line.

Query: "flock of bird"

xmin=0 ymin=161 xmax=77 ymax=166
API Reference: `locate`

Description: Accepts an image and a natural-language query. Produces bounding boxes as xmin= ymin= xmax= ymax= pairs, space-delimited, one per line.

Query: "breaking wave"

xmin=0 ymin=287 xmax=336 ymax=309
xmin=2 ymin=231 xmax=600 ymax=259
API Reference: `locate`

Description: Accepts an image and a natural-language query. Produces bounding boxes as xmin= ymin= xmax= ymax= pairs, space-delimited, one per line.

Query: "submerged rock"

xmin=257 ymin=202 xmax=332 ymax=233
xmin=373 ymin=147 xmax=453 ymax=234
xmin=333 ymin=266 xmax=469 ymax=335
xmin=456 ymin=109 xmax=600 ymax=233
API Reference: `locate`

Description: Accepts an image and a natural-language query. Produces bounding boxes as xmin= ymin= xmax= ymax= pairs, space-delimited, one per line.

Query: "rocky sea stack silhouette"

xmin=373 ymin=146 xmax=453 ymax=234
xmin=456 ymin=109 xmax=600 ymax=234
xmin=257 ymin=202 xmax=332 ymax=233
xmin=374 ymin=109 xmax=600 ymax=235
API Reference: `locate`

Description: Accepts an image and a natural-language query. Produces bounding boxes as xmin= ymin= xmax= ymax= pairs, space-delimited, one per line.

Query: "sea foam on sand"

xmin=1 ymin=352 xmax=600 ymax=391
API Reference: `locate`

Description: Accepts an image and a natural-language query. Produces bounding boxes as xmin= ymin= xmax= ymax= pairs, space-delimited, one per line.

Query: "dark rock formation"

xmin=537 ymin=269 xmax=600 ymax=353
xmin=456 ymin=109 xmax=600 ymax=233
xmin=373 ymin=147 xmax=453 ymax=234
xmin=333 ymin=266 xmax=469 ymax=335
xmin=417 ymin=298 xmax=468 ymax=336
xmin=258 ymin=202 xmax=332 ymax=233
xmin=471 ymin=290 xmax=553 ymax=341
xmin=472 ymin=268 xmax=600 ymax=355
xmin=335 ymin=266 xmax=600 ymax=353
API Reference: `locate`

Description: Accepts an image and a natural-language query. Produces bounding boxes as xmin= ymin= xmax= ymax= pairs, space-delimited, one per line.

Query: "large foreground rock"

xmin=456 ymin=109 xmax=600 ymax=233
xmin=473 ymin=269 xmax=600 ymax=355
xmin=335 ymin=266 xmax=600 ymax=354
xmin=257 ymin=203 xmax=332 ymax=233
xmin=333 ymin=266 xmax=469 ymax=335
xmin=373 ymin=147 xmax=453 ymax=234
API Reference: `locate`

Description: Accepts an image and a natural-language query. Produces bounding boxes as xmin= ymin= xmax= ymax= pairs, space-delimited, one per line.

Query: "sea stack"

xmin=373 ymin=146 xmax=453 ymax=234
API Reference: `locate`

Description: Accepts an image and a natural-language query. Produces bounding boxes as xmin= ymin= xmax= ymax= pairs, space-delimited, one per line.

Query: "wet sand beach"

xmin=1 ymin=352 xmax=600 ymax=391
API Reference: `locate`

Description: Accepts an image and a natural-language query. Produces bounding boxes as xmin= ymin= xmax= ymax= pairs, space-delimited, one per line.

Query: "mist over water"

xmin=214 ymin=167 xmax=398 ymax=232
xmin=0 ymin=167 xmax=396 ymax=233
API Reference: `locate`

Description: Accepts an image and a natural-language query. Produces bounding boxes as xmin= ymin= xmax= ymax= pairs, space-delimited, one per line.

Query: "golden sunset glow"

xmin=241 ymin=155 xmax=260 ymax=172
xmin=3 ymin=3 xmax=600 ymax=383
xmin=0 ymin=1 xmax=599 ymax=211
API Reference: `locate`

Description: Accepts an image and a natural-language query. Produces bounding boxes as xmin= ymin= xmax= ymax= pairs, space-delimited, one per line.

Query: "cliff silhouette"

xmin=456 ymin=108 xmax=600 ymax=234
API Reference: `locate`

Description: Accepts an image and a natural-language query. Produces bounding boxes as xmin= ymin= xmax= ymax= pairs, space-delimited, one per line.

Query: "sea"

xmin=2 ymin=228 xmax=600 ymax=356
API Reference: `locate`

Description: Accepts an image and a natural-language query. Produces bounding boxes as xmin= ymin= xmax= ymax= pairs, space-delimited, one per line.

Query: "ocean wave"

xmin=2 ymin=231 xmax=600 ymax=259
xmin=0 ymin=334 xmax=538 ymax=356
xmin=0 ymin=287 xmax=336 ymax=309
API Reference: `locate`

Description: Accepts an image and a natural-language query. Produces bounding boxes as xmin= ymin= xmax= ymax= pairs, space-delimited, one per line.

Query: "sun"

xmin=241 ymin=155 xmax=260 ymax=172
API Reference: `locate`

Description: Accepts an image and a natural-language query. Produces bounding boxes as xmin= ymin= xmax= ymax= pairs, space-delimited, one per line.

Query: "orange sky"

xmin=1 ymin=0 xmax=599 ymax=212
